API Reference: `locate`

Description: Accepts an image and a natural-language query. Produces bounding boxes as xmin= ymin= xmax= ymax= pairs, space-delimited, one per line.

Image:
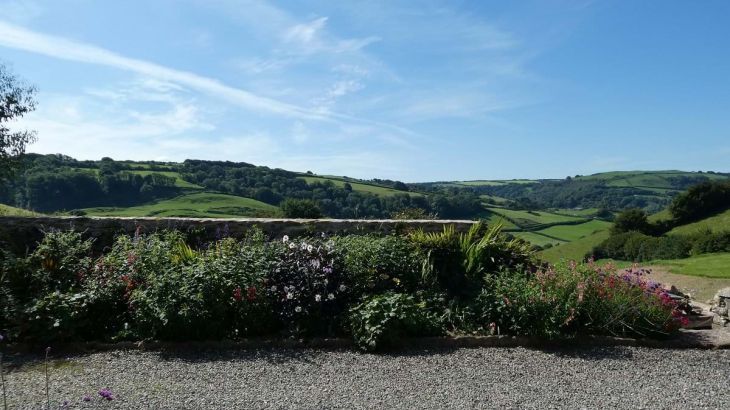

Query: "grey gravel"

xmin=3 ymin=346 xmax=730 ymax=409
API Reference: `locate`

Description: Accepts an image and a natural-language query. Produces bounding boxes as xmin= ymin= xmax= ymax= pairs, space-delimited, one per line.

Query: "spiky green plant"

xmin=410 ymin=222 xmax=534 ymax=297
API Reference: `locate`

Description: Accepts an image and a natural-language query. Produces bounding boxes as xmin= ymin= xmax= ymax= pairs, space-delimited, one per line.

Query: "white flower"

xmin=328 ymin=293 xmax=335 ymax=300
xmin=339 ymin=284 xmax=346 ymax=292
xmin=289 ymin=243 xmax=296 ymax=249
xmin=53 ymin=319 xmax=60 ymax=328
xmin=307 ymin=245 xmax=314 ymax=252
xmin=286 ymin=292 xmax=294 ymax=300
xmin=315 ymin=294 xmax=322 ymax=302
xmin=324 ymin=279 xmax=329 ymax=285
xmin=300 ymin=242 xmax=308 ymax=250
xmin=295 ymin=306 xmax=302 ymax=313
xmin=270 ymin=285 xmax=277 ymax=292
xmin=282 ymin=235 xmax=289 ymax=243
xmin=283 ymin=285 xmax=289 ymax=292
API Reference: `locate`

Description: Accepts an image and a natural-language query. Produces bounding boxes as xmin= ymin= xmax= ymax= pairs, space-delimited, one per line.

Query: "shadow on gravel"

xmin=536 ymin=346 xmax=635 ymax=361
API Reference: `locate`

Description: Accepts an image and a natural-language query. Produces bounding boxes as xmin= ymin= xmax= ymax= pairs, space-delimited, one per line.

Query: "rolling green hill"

xmin=298 ymin=175 xmax=421 ymax=197
xmin=668 ymin=209 xmax=730 ymax=235
xmin=0 ymin=204 xmax=40 ymax=217
xmin=77 ymin=192 xmax=279 ymax=218
xmin=575 ymin=170 xmax=728 ymax=189
xmin=538 ymin=229 xmax=611 ymax=263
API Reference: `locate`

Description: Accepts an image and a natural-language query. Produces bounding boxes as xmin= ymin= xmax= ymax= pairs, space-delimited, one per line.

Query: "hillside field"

xmin=668 ymin=209 xmax=730 ymax=235
xmin=538 ymin=229 xmax=611 ymax=263
xmin=0 ymin=204 xmax=39 ymax=217
xmin=298 ymin=176 xmax=421 ymax=197
xmin=77 ymin=192 xmax=279 ymax=218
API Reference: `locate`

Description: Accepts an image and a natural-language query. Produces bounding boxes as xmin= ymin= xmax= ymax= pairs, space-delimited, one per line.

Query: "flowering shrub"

xmin=267 ymin=235 xmax=348 ymax=336
xmin=0 ymin=227 xmax=689 ymax=347
xmin=477 ymin=261 xmax=688 ymax=338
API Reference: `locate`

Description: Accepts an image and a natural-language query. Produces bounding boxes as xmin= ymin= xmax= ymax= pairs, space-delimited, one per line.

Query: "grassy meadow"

xmin=78 ymin=192 xmax=279 ymax=218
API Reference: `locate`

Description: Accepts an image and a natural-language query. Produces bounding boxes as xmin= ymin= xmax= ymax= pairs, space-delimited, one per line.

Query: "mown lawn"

xmin=78 ymin=192 xmax=279 ymax=218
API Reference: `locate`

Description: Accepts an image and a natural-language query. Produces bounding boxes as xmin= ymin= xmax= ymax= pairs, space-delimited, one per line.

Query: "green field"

xmin=599 ymin=253 xmax=730 ymax=280
xmin=536 ymin=219 xmax=611 ymax=242
xmin=549 ymin=208 xmax=602 ymax=217
xmin=125 ymin=170 xmax=203 ymax=189
xmin=575 ymin=170 xmax=729 ymax=189
xmin=668 ymin=209 xmax=730 ymax=235
xmin=299 ymin=176 xmax=421 ymax=197
xmin=79 ymin=192 xmax=279 ymax=218
xmin=486 ymin=207 xmax=586 ymax=229
xmin=0 ymin=204 xmax=39 ymax=217
xmin=512 ymin=231 xmax=565 ymax=247
xmin=456 ymin=179 xmax=537 ymax=187
xmin=538 ymin=229 xmax=611 ymax=263
xmin=481 ymin=210 xmax=519 ymax=230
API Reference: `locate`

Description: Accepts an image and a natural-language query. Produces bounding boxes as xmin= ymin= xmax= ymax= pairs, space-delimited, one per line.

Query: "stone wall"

xmin=0 ymin=216 xmax=476 ymax=251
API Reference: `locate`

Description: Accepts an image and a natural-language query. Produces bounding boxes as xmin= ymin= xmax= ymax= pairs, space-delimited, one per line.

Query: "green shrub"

xmin=333 ymin=235 xmax=423 ymax=295
xmin=27 ymin=230 xmax=94 ymax=293
xmin=349 ymin=292 xmax=445 ymax=351
xmin=128 ymin=232 xmax=276 ymax=340
xmin=409 ymin=223 xmax=534 ymax=297
xmin=592 ymin=232 xmax=691 ymax=262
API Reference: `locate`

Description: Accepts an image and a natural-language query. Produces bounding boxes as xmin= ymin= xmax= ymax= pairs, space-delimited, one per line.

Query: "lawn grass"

xmin=668 ymin=209 xmax=730 ymax=235
xmin=298 ymin=176 xmax=422 ymax=197
xmin=536 ymin=219 xmax=611 ymax=242
xmin=0 ymin=204 xmax=39 ymax=217
xmin=538 ymin=229 xmax=611 ymax=263
xmin=597 ymin=253 xmax=730 ymax=279
xmin=78 ymin=192 xmax=279 ymax=218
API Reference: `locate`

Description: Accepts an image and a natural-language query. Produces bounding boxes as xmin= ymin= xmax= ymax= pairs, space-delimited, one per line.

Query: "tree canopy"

xmin=0 ymin=63 xmax=37 ymax=179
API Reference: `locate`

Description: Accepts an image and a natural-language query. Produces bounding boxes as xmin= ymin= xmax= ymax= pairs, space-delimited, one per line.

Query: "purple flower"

xmin=0 ymin=333 xmax=4 ymax=342
xmin=98 ymin=388 xmax=114 ymax=400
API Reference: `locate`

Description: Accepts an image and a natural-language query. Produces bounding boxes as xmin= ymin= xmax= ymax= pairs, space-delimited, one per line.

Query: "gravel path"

xmin=3 ymin=346 xmax=729 ymax=409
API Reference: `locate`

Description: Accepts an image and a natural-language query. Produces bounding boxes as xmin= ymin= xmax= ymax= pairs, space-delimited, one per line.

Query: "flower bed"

xmin=0 ymin=224 xmax=689 ymax=351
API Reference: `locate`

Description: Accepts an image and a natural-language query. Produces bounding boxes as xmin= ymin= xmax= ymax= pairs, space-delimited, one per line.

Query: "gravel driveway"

xmin=3 ymin=346 xmax=729 ymax=409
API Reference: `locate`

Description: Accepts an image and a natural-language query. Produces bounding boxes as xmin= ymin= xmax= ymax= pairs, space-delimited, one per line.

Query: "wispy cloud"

xmin=0 ymin=20 xmax=327 ymax=120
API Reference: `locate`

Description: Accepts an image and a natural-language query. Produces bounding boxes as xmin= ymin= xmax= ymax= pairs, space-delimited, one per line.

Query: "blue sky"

xmin=1 ymin=0 xmax=728 ymax=181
